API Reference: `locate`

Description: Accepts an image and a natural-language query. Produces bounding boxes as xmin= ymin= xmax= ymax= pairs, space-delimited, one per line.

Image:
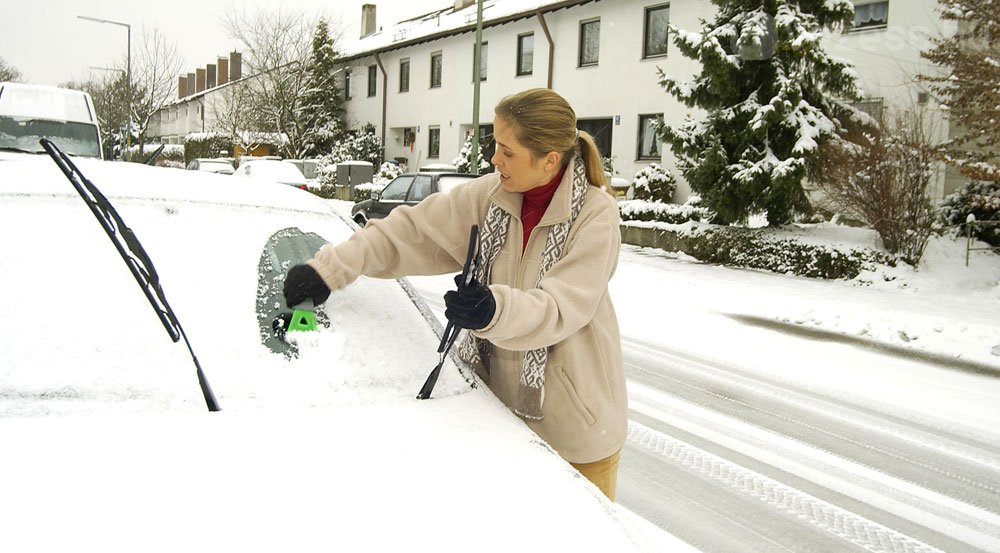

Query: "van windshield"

xmin=0 ymin=116 xmax=101 ymax=158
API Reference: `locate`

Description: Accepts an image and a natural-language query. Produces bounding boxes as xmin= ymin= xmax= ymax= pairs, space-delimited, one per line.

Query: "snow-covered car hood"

xmin=0 ymin=153 xmax=649 ymax=551
xmin=0 ymin=393 xmax=646 ymax=551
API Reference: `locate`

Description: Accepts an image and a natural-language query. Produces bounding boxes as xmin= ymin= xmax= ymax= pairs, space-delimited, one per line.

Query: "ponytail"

xmin=574 ymin=130 xmax=610 ymax=192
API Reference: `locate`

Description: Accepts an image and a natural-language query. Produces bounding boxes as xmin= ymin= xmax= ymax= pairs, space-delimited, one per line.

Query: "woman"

xmin=283 ymin=88 xmax=627 ymax=500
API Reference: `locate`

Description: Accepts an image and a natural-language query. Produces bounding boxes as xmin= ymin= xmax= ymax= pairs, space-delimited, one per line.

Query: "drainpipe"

xmin=374 ymin=53 xmax=388 ymax=162
xmin=536 ymin=11 xmax=554 ymax=89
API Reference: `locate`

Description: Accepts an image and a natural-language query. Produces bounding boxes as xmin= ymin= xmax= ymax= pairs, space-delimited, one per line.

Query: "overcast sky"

xmin=1 ymin=0 xmax=445 ymax=86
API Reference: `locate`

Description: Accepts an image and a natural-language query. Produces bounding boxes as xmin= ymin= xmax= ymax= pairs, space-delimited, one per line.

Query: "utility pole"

xmin=78 ymin=15 xmax=131 ymax=154
xmin=470 ymin=0 xmax=484 ymax=174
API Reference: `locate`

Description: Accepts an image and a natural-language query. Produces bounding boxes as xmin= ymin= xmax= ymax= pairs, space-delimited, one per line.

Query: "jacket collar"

xmin=488 ymin=156 xmax=576 ymax=226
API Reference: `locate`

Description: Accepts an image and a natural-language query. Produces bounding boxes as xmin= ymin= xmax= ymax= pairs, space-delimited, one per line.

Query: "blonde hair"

xmin=494 ymin=88 xmax=609 ymax=191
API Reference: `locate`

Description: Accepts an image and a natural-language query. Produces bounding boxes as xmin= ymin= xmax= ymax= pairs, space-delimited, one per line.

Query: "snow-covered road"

xmin=407 ymin=241 xmax=1000 ymax=553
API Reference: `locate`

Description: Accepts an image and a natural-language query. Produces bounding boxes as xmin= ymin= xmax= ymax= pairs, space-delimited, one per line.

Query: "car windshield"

xmin=0 ymin=115 xmax=100 ymax=158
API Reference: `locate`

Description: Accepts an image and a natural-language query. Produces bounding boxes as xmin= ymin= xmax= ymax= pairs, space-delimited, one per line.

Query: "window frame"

xmin=367 ymin=65 xmax=377 ymax=97
xmin=643 ymin=4 xmax=671 ymax=59
xmin=430 ymin=51 xmax=443 ymax=88
xmin=850 ymin=1 xmax=889 ymax=32
xmin=517 ymin=33 xmax=534 ymax=76
xmin=637 ymin=114 xmax=662 ymax=160
xmin=579 ymin=18 xmax=601 ymax=67
xmin=399 ymin=58 xmax=410 ymax=93
xmin=428 ymin=126 xmax=441 ymax=158
xmin=477 ymin=41 xmax=488 ymax=82
xmin=343 ymin=68 xmax=352 ymax=101
xmin=576 ymin=118 xmax=612 ymax=159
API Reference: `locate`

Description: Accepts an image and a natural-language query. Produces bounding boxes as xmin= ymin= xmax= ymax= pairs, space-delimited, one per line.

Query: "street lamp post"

xmin=78 ymin=15 xmax=131 ymax=152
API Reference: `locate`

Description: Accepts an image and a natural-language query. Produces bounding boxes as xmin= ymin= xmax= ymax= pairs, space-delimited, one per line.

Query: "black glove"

xmin=444 ymin=278 xmax=496 ymax=330
xmin=282 ymin=264 xmax=331 ymax=308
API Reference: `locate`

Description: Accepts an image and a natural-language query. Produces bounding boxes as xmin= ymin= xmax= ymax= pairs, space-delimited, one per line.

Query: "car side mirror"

xmin=371 ymin=191 xmax=380 ymax=201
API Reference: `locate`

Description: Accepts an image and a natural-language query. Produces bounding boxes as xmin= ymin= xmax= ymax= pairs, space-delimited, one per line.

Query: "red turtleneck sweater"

xmin=520 ymin=165 xmax=567 ymax=252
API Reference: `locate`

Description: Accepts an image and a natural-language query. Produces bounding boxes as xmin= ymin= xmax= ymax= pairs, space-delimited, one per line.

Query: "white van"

xmin=0 ymin=82 xmax=103 ymax=159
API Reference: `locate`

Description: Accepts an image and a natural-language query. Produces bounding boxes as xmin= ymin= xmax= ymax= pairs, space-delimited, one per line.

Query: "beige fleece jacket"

xmin=308 ymin=160 xmax=627 ymax=464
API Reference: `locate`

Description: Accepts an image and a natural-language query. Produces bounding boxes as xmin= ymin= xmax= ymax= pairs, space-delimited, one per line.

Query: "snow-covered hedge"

xmin=619 ymin=197 xmax=715 ymax=224
xmin=183 ymin=132 xmax=231 ymax=163
xmin=620 ymin=222 xmax=898 ymax=280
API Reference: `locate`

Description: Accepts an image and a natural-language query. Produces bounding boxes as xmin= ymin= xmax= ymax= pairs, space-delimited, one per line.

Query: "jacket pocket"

xmin=554 ymin=365 xmax=597 ymax=426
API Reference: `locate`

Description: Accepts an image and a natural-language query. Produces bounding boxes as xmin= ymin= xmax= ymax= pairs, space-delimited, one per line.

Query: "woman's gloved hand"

xmin=283 ymin=264 xmax=331 ymax=308
xmin=444 ymin=278 xmax=496 ymax=330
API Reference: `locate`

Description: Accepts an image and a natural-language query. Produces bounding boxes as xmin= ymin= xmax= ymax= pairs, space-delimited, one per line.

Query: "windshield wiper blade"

xmin=39 ymin=138 xmax=221 ymax=412
xmin=0 ymin=146 xmax=44 ymax=154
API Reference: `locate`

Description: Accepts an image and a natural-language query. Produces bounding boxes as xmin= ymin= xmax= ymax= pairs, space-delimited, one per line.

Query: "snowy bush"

xmin=937 ymin=180 xmax=1000 ymax=247
xmin=451 ymin=133 xmax=489 ymax=174
xmin=630 ymin=163 xmax=676 ymax=202
xmin=813 ymin=109 xmax=936 ymax=265
xmin=375 ymin=161 xmax=403 ymax=184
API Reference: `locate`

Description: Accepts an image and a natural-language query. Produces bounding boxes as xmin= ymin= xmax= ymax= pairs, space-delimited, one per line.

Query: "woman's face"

xmin=491 ymin=116 xmax=558 ymax=194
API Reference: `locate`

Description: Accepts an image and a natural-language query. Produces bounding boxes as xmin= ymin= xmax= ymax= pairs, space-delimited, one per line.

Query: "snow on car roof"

xmin=0 ymin=82 xmax=96 ymax=123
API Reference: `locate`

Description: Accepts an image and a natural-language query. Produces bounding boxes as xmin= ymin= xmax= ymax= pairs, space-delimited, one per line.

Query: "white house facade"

xmin=337 ymin=0 xmax=959 ymax=198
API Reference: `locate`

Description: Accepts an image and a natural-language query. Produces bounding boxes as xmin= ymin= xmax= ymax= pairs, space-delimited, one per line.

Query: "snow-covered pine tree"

xmin=658 ymin=0 xmax=865 ymax=226
xmin=920 ymin=0 xmax=1000 ymax=181
xmin=302 ymin=18 xmax=345 ymax=158
xmin=452 ymin=132 xmax=490 ymax=174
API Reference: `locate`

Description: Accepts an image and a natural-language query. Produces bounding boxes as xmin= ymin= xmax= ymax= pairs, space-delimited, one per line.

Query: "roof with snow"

xmin=338 ymin=0 xmax=597 ymax=62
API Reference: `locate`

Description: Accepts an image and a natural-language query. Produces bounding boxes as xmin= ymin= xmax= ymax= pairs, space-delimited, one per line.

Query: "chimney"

xmin=229 ymin=51 xmax=242 ymax=81
xmin=453 ymin=0 xmax=475 ymax=10
xmin=178 ymin=75 xmax=188 ymax=99
xmin=196 ymin=68 xmax=206 ymax=93
xmin=207 ymin=63 xmax=217 ymax=89
xmin=217 ymin=57 xmax=229 ymax=86
xmin=361 ymin=4 xmax=376 ymax=38
xmin=186 ymin=72 xmax=196 ymax=96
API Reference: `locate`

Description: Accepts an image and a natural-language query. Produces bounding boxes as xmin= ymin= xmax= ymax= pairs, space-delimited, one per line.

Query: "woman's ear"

xmin=544 ymin=151 xmax=562 ymax=171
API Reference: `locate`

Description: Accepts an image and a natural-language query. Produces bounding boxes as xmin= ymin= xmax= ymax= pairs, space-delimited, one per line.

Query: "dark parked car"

xmin=351 ymin=172 xmax=478 ymax=226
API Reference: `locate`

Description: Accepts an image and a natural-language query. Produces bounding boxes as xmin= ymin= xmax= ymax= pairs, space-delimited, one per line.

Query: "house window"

xmin=473 ymin=41 xmax=488 ymax=81
xmin=579 ymin=19 xmax=600 ymax=66
xmin=428 ymin=126 xmax=441 ymax=158
xmin=367 ymin=65 xmax=377 ymax=97
xmin=644 ymin=4 xmax=670 ymax=59
xmin=403 ymin=127 xmax=415 ymax=146
xmin=517 ymin=33 xmax=534 ymax=76
xmin=399 ymin=58 xmax=410 ymax=93
xmin=852 ymin=97 xmax=885 ymax=122
xmin=577 ymin=118 xmax=612 ymax=158
xmin=344 ymin=69 xmax=352 ymax=100
xmin=852 ymin=1 xmax=888 ymax=31
xmin=637 ymin=114 xmax=662 ymax=159
xmin=430 ymin=51 xmax=443 ymax=88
